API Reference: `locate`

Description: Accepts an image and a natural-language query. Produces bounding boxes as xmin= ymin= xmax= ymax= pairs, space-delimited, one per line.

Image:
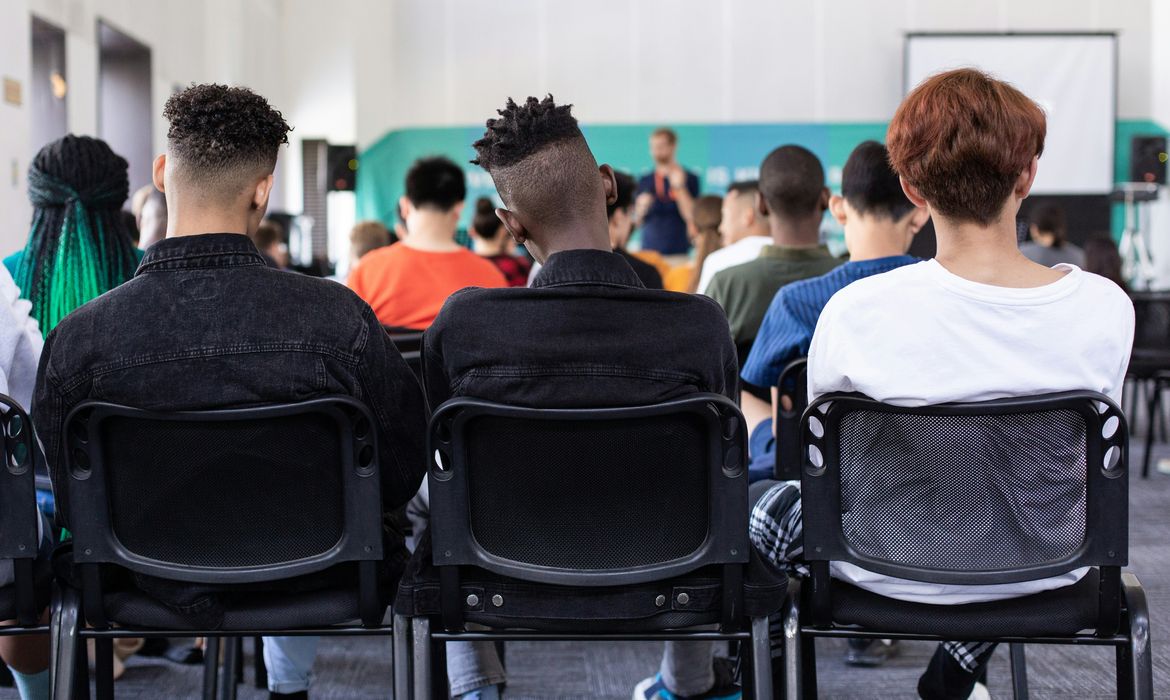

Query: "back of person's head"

xmin=758 ymin=145 xmax=828 ymax=225
xmin=472 ymin=95 xmax=610 ymax=261
xmin=162 ymin=84 xmax=291 ymax=212
xmin=137 ymin=187 xmax=167 ymax=249
xmin=607 ymin=171 xmax=637 ymax=220
xmin=719 ymin=180 xmax=761 ymax=244
xmin=471 ymin=197 xmax=504 ymax=239
xmin=1083 ymin=236 xmax=1128 ymax=292
xmin=350 ymin=220 xmax=392 ymax=260
xmin=887 ymin=68 xmax=1045 ymax=226
xmin=18 ymin=134 xmax=139 ymax=334
xmin=686 ymin=194 xmax=725 ymax=293
xmin=121 ymin=210 xmax=140 ymax=246
xmin=1029 ymin=202 xmax=1068 ymax=247
xmin=404 ymin=157 xmax=466 ymax=212
xmin=251 ymin=219 xmax=283 ymax=253
xmin=841 ymin=141 xmax=915 ymax=221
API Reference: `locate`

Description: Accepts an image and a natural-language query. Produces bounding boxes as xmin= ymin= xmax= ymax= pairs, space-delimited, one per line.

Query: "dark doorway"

xmin=30 ymin=16 xmax=67 ymax=158
xmin=98 ymin=20 xmax=152 ymax=198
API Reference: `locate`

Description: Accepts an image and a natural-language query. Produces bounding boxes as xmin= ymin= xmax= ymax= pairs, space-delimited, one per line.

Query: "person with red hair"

xmin=744 ymin=68 xmax=1134 ymax=699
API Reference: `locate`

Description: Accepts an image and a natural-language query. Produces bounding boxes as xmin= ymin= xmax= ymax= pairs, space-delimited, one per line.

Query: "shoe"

xmin=968 ymin=681 xmax=991 ymax=700
xmin=844 ymin=639 xmax=900 ymax=667
xmin=163 ymin=643 xmax=203 ymax=665
xmin=632 ymin=658 xmax=741 ymax=700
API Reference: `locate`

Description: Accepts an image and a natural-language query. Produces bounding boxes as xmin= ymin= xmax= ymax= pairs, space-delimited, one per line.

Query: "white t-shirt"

xmin=697 ymin=235 xmax=770 ymax=295
xmin=0 ymin=267 xmax=43 ymax=409
xmin=808 ymin=260 xmax=1134 ymax=604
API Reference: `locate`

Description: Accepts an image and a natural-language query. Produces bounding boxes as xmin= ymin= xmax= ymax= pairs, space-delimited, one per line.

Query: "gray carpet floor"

xmin=5 ymin=449 xmax=1167 ymax=698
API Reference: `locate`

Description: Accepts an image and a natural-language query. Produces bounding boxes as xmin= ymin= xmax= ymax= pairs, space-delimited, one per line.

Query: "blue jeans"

xmin=747 ymin=418 xmax=775 ymax=484
xmin=262 ymin=636 xmax=319 ymax=694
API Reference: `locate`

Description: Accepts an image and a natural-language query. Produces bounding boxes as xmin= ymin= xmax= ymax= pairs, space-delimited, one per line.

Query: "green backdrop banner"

xmin=356 ymin=120 xmax=1169 ymax=241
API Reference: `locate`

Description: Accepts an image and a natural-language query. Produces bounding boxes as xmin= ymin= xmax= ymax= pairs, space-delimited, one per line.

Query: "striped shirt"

xmin=741 ymin=255 xmax=919 ymax=387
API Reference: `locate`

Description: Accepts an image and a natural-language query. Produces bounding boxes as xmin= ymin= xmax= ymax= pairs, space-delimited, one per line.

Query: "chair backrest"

xmin=801 ymin=391 xmax=1127 ymax=591
xmin=774 ymin=357 xmax=808 ymax=481
xmin=0 ymin=394 xmax=42 ymax=624
xmin=64 ymin=397 xmax=384 ymax=585
xmin=428 ymin=394 xmax=749 ymax=587
xmin=386 ymin=330 xmax=424 ymax=355
xmin=1129 ymin=292 xmax=1170 ymax=372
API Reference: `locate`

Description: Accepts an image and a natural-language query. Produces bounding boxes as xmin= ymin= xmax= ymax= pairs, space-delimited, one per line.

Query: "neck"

xmin=933 ymin=209 xmax=1064 ymax=287
xmin=768 ymin=215 xmax=821 ymax=248
xmin=732 ymin=224 xmax=769 ymax=245
xmin=472 ymin=236 xmax=509 ymax=256
xmin=166 ymin=205 xmax=251 ymax=238
xmin=845 ymin=220 xmax=911 ymax=261
xmin=533 ymin=219 xmax=612 ymax=263
xmin=403 ymin=211 xmax=460 ymax=251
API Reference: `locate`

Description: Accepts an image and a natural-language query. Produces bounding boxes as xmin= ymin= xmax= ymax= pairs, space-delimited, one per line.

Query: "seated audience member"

xmin=749 ymin=68 xmax=1133 ymax=700
xmin=0 ymin=266 xmax=51 ymax=700
xmin=1083 ymin=235 xmax=1128 ymax=293
xmin=415 ymin=95 xmax=738 ymax=700
xmin=348 ymin=220 xmax=394 ymax=274
xmin=633 ymin=127 xmax=699 ymax=256
xmin=5 ymin=135 xmax=142 ymax=335
xmin=131 ymin=184 xmax=168 ymax=249
xmin=469 ymin=196 xmax=532 ymax=286
xmin=608 ymin=171 xmax=665 ymax=289
xmin=696 ymin=181 xmax=771 ymax=294
xmin=1020 ymin=201 xmax=1084 ymax=267
xmin=347 ymin=157 xmax=507 ymax=329
xmin=740 ymin=141 xmax=926 ymax=465
xmin=251 ymin=219 xmax=290 ymax=269
xmin=705 ymin=146 xmax=841 ymax=367
xmin=663 ymin=194 xmax=723 ymax=293
xmin=32 ymin=84 xmax=427 ymax=700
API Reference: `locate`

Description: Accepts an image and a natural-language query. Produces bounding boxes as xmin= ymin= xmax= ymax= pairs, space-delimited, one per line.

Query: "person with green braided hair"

xmin=4 ymin=135 xmax=143 ymax=336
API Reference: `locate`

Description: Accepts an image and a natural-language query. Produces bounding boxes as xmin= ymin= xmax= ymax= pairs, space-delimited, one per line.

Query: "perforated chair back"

xmin=774 ymin=358 xmax=808 ymax=481
xmin=428 ymin=394 xmax=749 ymax=587
xmin=1129 ymin=292 xmax=1170 ymax=376
xmin=0 ymin=394 xmax=42 ymax=625
xmin=64 ymin=397 xmax=383 ymax=584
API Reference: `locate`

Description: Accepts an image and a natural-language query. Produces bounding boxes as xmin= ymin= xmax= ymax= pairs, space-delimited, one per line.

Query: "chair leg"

xmin=801 ymin=635 xmax=817 ymax=699
xmin=1121 ymin=573 xmax=1153 ymax=699
xmin=411 ymin=617 xmax=431 ymax=700
xmin=393 ymin=613 xmax=411 ymax=700
xmin=750 ymin=616 xmax=774 ymax=700
xmin=1009 ymin=643 xmax=1029 ymax=700
xmin=50 ymin=586 xmax=81 ymax=700
xmin=72 ymin=634 xmax=90 ymax=700
xmin=252 ymin=637 xmax=266 ymax=690
xmin=93 ymin=638 xmax=114 ymax=700
xmin=219 ymin=638 xmax=240 ymax=700
xmin=202 ymin=637 xmax=220 ymax=700
xmin=782 ymin=585 xmax=802 ymax=700
xmin=1143 ymin=383 xmax=1160 ymax=478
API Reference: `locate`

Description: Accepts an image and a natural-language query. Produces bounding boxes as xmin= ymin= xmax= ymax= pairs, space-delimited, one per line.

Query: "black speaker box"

xmin=1130 ymin=135 xmax=1167 ymax=185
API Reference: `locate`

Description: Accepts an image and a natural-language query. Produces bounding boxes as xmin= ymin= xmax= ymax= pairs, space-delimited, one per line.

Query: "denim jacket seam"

xmin=138 ymin=258 xmax=266 ymax=274
xmin=532 ymin=279 xmax=640 ymax=290
xmin=458 ymin=364 xmax=703 ymax=385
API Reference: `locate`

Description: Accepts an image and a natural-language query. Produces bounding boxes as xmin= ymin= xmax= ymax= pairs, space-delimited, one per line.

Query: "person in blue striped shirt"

xmin=741 ymin=141 xmax=928 ymax=477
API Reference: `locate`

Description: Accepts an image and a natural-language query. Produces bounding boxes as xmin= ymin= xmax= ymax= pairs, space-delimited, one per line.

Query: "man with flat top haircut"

xmin=705 ymin=146 xmax=841 ymax=372
xmin=414 ymin=95 xmax=739 ymax=700
xmin=33 ymin=84 xmax=427 ymax=700
xmin=695 ymin=180 xmax=771 ymax=295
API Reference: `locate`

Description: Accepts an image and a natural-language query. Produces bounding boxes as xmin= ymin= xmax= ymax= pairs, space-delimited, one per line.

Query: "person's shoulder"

xmin=819 ymin=261 xmax=927 ymax=316
xmin=1074 ymin=268 xmax=1132 ymax=313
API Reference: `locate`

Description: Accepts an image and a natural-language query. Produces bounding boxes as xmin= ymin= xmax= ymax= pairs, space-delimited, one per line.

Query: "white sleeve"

xmin=0 ymin=268 xmax=44 ymax=409
xmin=806 ymin=295 xmax=851 ymax=403
xmin=696 ymin=255 xmax=717 ymax=296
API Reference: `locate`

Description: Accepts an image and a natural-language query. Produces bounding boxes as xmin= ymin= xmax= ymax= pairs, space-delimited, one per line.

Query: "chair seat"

xmin=822 ymin=568 xmax=1103 ymax=638
xmin=100 ymin=586 xmax=379 ymax=631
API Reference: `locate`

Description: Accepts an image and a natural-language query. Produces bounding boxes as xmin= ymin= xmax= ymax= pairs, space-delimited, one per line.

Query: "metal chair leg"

xmin=93 ymin=638 xmax=114 ymax=700
xmin=201 ymin=637 xmax=220 ymax=700
xmin=1142 ymin=383 xmax=1160 ymax=478
xmin=750 ymin=616 xmax=774 ymax=699
xmin=73 ymin=633 xmax=90 ymax=700
xmin=393 ymin=613 xmax=411 ymax=700
xmin=1122 ymin=573 xmax=1153 ymax=699
xmin=252 ymin=637 xmax=266 ymax=689
xmin=50 ymin=586 xmax=81 ymax=700
xmin=782 ymin=583 xmax=802 ymax=700
xmin=219 ymin=637 xmax=240 ymax=700
xmin=411 ymin=617 xmax=431 ymax=700
xmin=1009 ymin=643 xmax=1029 ymax=700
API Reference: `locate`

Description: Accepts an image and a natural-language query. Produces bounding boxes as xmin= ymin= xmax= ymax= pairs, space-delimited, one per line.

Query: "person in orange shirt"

xmin=348 ymin=157 xmax=507 ymax=329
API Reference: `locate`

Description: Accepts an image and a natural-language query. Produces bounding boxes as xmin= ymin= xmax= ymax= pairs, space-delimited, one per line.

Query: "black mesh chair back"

xmin=800 ymin=391 xmax=1128 ymax=632
xmin=429 ymin=394 xmax=748 ymax=586
xmin=1129 ymin=292 xmax=1170 ymax=376
xmin=774 ymin=357 xmax=808 ymax=481
xmin=63 ymin=397 xmax=385 ymax=626
xmin=0 ymin=394 xmax=43 ymax=625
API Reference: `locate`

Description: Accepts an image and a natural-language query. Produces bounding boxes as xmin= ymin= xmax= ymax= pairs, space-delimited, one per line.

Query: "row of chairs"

xmin=0 ymin=378 xmax=1154 ymax=698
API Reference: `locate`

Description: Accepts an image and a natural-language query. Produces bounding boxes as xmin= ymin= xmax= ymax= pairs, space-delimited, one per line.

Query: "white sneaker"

xmin=968 ymin=682 xmax=991 ymax=700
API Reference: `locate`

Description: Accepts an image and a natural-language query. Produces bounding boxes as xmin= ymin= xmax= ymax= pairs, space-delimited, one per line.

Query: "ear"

xmin=1015 ymin=156 xmax=1039 ymax=199
xmin=450 ymin=200 xmax=465 ymax=219
xmin=599 ymin=163 xmax=618 ymax=208
xmin=899 ymin=177 xmax=928 ymax=209
xmin=756 ymin=190 xmax=770 ymax=218
xmin=828 ymin=194 xmax=848 ymax=227
xmin=252 ymin=174 xmax=274 ymax=212
xmin=152 ymin=154 xmax=167 ymax=192
xmin=818 ymin=187 xmax=831 ymax=213
xmin=497 ymin=207 xmax=528 ymax=247
xmin=398 ymin=195 xmax=413 ymax=220
xmin=907 ymin=206 xmax=930 ymax=234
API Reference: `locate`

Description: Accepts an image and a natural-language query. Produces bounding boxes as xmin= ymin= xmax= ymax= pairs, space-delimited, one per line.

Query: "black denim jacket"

xmin=34 ymin=234 xmax=427 ymax=619
xmin=423 ymin=249 xmax=738 ymax=409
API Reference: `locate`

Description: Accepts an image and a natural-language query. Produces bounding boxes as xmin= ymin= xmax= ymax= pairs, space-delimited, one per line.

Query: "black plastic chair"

xmin=1127 ymin=292 xmax=1170 ymax=478
xmin=403 ymin=394 xmax=777 ymax=698
xmin=774 ymin=357 xmax=808 ymax=481
xmin=0 ymin=394 xmax=51 ymax=637
xmin=785 ymin=391 xmax=1152 ymax=699
xmin=50 ymin=397 xmax=408 ymax=700
xmin=386 ymin=330 xmax=424 ymax=381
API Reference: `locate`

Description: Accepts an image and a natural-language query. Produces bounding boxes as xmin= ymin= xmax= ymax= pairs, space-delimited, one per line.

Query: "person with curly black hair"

xmin=409 ymin=95 xmax=738 ymax=699
xmin=33 ymin=84 xmax=428 ymax=700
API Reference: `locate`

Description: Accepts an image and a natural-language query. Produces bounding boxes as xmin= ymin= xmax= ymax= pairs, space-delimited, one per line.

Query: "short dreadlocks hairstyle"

xmin=163 ymin=84 xmax=291 ymax=197
xmin=472 ymin=96 xmax=604 ymax=228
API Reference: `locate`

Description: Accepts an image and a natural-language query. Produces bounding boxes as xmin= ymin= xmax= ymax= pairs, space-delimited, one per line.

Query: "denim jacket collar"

xmin=137 ymin=233 xmax=267 ymax=275
xmin=531 ymin=249 xmax=644 ymax=289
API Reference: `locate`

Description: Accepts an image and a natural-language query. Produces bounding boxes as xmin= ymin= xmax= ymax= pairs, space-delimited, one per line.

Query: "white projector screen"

xmin=905 ymin=34 xmax=1116 ymax=195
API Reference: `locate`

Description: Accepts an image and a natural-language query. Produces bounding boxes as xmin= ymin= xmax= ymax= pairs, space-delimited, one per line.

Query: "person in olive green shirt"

xmin=706 ymin=144 xmax=841 ymax=370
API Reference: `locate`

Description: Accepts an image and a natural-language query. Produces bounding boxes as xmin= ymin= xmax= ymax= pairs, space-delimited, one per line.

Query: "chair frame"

xmin=773 ymin=357 xmax=808 ymax=481
xmin=50 ymin=396 xmax=403 ymax=700
xmin=0 ymin=393 xmax=51 ymax=640
xmin=410 ymin=394 xmax=774 ymax=698
xmin=784 ymin=390 xmax=1153 ymax=699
